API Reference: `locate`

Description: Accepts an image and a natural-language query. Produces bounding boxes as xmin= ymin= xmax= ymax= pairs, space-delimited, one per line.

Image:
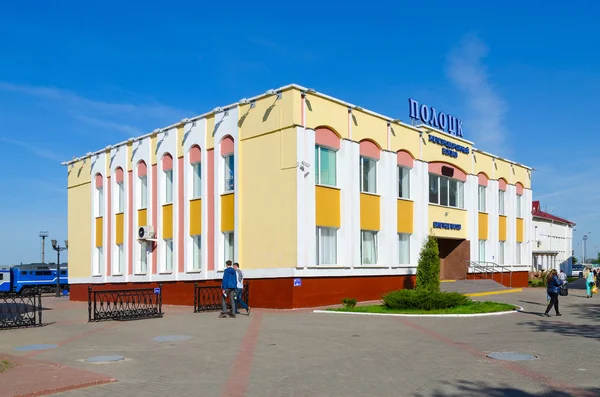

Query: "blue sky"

xmin=1 ymin=1 xmax=599 ymax=265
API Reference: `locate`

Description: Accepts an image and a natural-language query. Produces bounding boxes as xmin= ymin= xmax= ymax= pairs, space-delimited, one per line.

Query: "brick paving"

xmin=0 ymin=280 xmax=599 ymax=396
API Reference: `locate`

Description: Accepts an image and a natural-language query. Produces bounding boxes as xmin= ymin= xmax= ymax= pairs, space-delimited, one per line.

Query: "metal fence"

xmin=193 ymin=282 xmax=249 ymax=313
xmin=88 ymin=284 xmax=163 ymax=322
xmin=0 ymin=289 xmax=43 ymax=329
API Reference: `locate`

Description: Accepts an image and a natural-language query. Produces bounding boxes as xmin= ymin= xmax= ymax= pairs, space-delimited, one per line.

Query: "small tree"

xmin=416 ymin=235 xmax=441 ymax=292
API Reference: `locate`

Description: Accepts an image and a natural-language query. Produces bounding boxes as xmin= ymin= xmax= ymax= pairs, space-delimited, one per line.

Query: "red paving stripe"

xmin=399 ymin=319 xmax=595 ymax=397
xmin=220 ymin=313 xmax=263 ymax=397
xmin=13 ymin=378 xmax=117 ymax=397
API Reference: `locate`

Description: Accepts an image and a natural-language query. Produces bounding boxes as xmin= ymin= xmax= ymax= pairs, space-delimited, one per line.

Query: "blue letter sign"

xmin=433 ymin=222 xmax=462 ymax=231
xmin=409 ymin=99 xmax=463 ymax=137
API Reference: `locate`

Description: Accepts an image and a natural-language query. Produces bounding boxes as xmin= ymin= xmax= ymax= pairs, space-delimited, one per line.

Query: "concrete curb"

xmin=312 ymin=306 xmax=524 ymax=318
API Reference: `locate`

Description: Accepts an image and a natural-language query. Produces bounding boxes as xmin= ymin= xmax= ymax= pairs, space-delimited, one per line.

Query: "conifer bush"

xmin=416 ymin=235 xmax=441 ymax=292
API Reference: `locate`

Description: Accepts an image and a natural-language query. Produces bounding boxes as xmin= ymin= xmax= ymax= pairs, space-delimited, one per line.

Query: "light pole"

xmin=582 ymin=232 xmax=591 ymax=265
xmin=51 ymin=239 xmax=68 ymax=297
xmin=39 ymin=231 xmax=48 ymax=264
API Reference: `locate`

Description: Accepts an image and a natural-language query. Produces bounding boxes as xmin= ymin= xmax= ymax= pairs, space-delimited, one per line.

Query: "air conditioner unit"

xmin=138 ymin=226 xmax=156 ymax=240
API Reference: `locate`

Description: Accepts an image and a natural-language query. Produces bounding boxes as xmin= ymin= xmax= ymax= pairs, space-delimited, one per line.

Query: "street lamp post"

xmin=582 ymin=232 xmax=591 ymax=265
xmin=51 ymin=239 xmax=68 ymax=298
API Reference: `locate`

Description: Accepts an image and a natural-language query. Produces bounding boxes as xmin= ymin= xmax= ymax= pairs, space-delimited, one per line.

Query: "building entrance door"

xmin=436 ymin=238 xmax=470 ymax=280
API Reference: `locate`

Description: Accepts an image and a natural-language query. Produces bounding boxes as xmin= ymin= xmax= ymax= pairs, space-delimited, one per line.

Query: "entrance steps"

xmin=440 ymin=279 xmax=515 ymax=296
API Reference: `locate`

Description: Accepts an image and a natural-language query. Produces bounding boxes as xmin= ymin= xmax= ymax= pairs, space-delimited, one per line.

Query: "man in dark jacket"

xmin=220 ymin=260 xmax=238 ymax=318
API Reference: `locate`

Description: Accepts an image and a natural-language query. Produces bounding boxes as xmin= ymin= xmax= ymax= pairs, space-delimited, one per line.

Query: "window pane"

xmin=314 ymin=146 xmax=320 ymax=184
xmin=165 ymin=240 xmax=173 ymax=271
xmin=516 ymin=195 xmax=522 ymax=218
xmin=449 ymin=180 xmax=458 ymax=207
xmin=440 ymin=178 xmax=449 ymax=206
xmin=498 ymin=241 xmax=504 ymax=265
xmin=225 ymin=232 xmax=234 ymax=263
xmin=320 ymin=148 xmax=336 ymax=186
xmin=193 ymin=235 xmax=201 ymax=270
xmin=458 ymin=181 xmax=464 ymax=208
xmin=361 ymin=158 xmax=377 ymax=193
xmin=225 ymin=155 xmax=234 ymax=191
xmin=140 ymin=176 xmax=147 ymax=209
xmin=193 ymin=164 xmax=202 ymax=198
xmin=140 ymin=242 xmax=147 ymax=273
xmin=516 ymin=242 xmax=521 ymax=264
xmin=498 ymin=191 xmax=505 ymax=215
xmin=361 ymin=231 xmax=377 ymax=264
xmin=399 ymin=233 xmax=410 ymax=264
xmin=478 ymin=186 xmax=486 ymax=212
xmin=399 ymin=167 xmax=410 ymax=199
xmin=429 ymin=175 xmax=439 ymax=204
xmin=479 ymin=240 xmax=485 ymax=262
xmin=98 ymin=188 xmax=104 ymax=216
xmin=165 ymin=170 xmax=173 ymax=203
xmin=317 ymin=227 xmax=337 ymax=265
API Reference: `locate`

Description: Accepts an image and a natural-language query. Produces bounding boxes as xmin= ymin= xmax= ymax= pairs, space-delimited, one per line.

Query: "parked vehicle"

xmin=571 ymin=264 xmax=584 ymax=278
xmin=0 ymin=263 xmax=68 ymax=294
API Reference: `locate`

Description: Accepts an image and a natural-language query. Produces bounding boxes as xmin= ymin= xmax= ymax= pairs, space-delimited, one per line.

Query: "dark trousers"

xmin=235 ymin=288 xmax=249 ymax=312
xmin=545 ymin=292 xmax=559 ymax=314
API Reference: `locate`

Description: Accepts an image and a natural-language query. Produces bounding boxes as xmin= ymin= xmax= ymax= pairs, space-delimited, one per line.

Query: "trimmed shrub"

xmin=342 ymin=298 xmax=357 ymax=309
xmin=416 ymin=235 xmax=441 ymax=292
xmin=383 ymin=289 xmax=471 ymax=311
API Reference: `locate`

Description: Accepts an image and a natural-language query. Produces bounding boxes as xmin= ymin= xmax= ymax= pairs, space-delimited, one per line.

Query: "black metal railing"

xmin=193 ymin=282 xmax=249 ymax=312
xmin=0 ymin=289 xmax=42 ymax=329
xmin=88 ymin=284 xmax=163 ymax=322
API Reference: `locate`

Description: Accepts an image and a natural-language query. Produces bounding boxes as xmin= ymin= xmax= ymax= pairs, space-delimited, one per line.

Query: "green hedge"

xmin=383 ymin=289 xmax=472 ymax=311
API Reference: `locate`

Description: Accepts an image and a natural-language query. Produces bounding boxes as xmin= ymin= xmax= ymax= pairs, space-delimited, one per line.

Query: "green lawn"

xmin=567 ymin=277 xmax=579 ymax=283
xmin=327 ymin=301 xmax=518 ymax=315
xmin=0 ymin=360 xmax=12 ymax=373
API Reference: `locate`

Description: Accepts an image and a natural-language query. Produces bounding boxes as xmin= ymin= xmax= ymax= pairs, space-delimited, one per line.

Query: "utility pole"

xmin=39 ymin=231 xmax=49 ymax=264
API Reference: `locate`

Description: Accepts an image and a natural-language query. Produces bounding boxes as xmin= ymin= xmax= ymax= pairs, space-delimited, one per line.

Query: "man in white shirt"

xmin=558 ymin=269 xmax=567 ymax=283
xmin=233 ymin=262 xmax=250 ymax=315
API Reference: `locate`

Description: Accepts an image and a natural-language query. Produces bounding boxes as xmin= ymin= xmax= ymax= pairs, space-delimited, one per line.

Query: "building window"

xmin=399 ymin=233 xmax=410 ymax=264
xmin=96 ymin=186 xmax=104 ymax=217
xmin=478 ymin=185 xmax=486 ymax=212
xmin=516 ymin=242 xmax=522 ymax=264
xmin=165 ymin=170 xmax=173 ymax=204
xmin=117 ymin=181 xmax=125 ymax=213
xmin=139 ymin=242 xmax=148 ymax=273
xmin=316 ymin=227 xmax=337 ymax=265
xmin=479 ymin=240 xmax=486 ymax=262
xmin=516 ymin=195 xmax=522 ymax=218
xmin=360 ymin=157 xmax=377 ymax=194
xmin=192 ymin=163 xmax=202 ymax=198
xmin=224 ymin=232 xmax=234 ymax=264
xmin=224 ymin=155 xmax=234 ymax=192
xmin=429 ymin=174 xmax=464 ymax=209
xmin=315 ymin=146 xmax=336 ymax=187
xmin=498 ymin=241 xmax=505 ymax=265
xmin=361 ymin=230 xmax=378 ymax=264
xmin=94 ymin=246 xmax=103 ymax=275
xmin=139 ymin=175 xmax=147 ymax=209
xmin=498 ymin=190 xmax=505 ymax=215
xmin=192 ymin=235 xmax=202 ymax=270
xmin=398 ymin=166 xmax=410 ymax=199
xmin=164 ymin=239 xmax=173 ymax=272
xmin=116 ymin=244 xmax=124 ymax=275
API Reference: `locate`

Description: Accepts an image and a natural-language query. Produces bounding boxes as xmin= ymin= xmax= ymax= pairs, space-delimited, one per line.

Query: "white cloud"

xmin=72 ymin=114 xmax=143 ymax=136
xmin=0 ymin=137 xmax=65 ymax=162
xmin=446 ymin=34 xmax=509 ymax=155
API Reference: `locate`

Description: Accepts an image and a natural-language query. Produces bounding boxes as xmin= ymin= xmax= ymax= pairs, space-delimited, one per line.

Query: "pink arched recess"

xmin=397 ymin=150 xmax=414 ymax=168
xmin=498 ymin=178 xmax=507 ymax=191
xmin=359 ymin=139 xmax=380 ymax=160
xmin=428 ymin=162 xmax=467 ymax=182
xmin=515 ymin=182 xmax=524 ymax=195
xmin=315 ymin=127 xmax=340 ymax=150
xmin=95 ymin=173 xmax=103 ymax=188
xmin=478 ymin=172 xmax=489 ymax=187
xmin=137 ymin=161 xmax=147 ymax=177
xmin=115 ymin=167 xmax=124 ymax=184
xmin=162 ymin=153 xmax=173 ymax=171
xmin=189 ymin=145 xmax=201 ymax=164
xmin=221 ymin=136 xmax=234 ymax=156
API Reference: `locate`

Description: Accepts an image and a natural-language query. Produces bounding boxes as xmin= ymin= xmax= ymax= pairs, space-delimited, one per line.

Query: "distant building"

xmin=531 ymin=201 xmax=575 ymax=274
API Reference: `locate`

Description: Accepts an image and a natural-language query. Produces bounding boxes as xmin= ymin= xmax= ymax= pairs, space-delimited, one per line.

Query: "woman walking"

xmin=544 ymin=269 xmax=563 ymax=317
xmin=585 ymin=267 xmax=595 ymax=298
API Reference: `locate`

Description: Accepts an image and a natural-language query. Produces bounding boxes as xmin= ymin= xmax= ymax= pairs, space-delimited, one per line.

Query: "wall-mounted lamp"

xmin=105 ymin=146 xmax=111 ymax=151
xmin=213 ymin=106 xmax=222 ymax=113
xmin=265 ymin=89 xmax=276 ymax=96
xmin=239 ymin=98 xmax=249 ymax=104
xmin=392 ymin=119 xmax=401 ymax=123
xmin=306 ymin=88 xmax=316 ymax=94
xmin=153 ymin=128 xmax=161 ymax=134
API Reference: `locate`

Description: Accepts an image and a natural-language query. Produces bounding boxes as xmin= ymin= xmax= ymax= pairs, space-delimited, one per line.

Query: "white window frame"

xmin=316 ymin=227 xmax=337 ymax=265
xmin=315 ymin=145 xmax=337 ymax=187
xmin=398 ymin=166 xmax=410 ymax=199
xmin=479 ymin=240 xmax=486 ymax=262
xmin=117 ymin=181 xmax=125 ymax=214
xmin=139 ymin=175 xmax=148 ymax=209
xmin=192 ymin=235 xmax=202 ymax=271
xmin=360 ymin=230 xmax=378 ymax=265
xmin=192 ymin=163 xmax=202 ymax=198
xmin=498 ymin=241 xmax=505 ymax=265
xmin=516 ymin=242 xmax=522 ymax=264
xmin=478 ymin=185 xmax=486 ymax=212
xmin=360 ymin=156 xmax=377 ymax=194
xmin=428 ymin=174 xmax=464 ymax=209
xmin=96 ymin=186 xmax=104 ymax=217
xmin=94 ymin=246 xmax=103 ymax=276
xmin=139 ymin=241 xmax=148 ymax=274
xmin=164 ymin=239 xmax=173 ymax=272
xmin=116 ymin=243 xmax=124 ymax=275
xmin=516 ymin=194 xmax=522 ymax=218
xmin=224 ymin=154 xmax=234 ymax=193
xmin=398 ymin=233 xmax=410 ymax=265
xmin=498 ymin=190 xmax=505 ymax=215
xmin=224 ymin=232 xmax=235 ymax=264
xmin=165 ymin=170 xmax=173 ymax=204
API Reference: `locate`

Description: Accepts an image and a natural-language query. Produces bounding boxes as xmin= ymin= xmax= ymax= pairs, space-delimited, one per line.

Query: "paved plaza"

xmin=1 ymin=279 xmax=600 ymax=397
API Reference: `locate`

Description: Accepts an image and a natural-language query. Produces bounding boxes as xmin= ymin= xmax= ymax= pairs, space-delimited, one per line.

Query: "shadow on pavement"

xmin=517 ymin=319 xmax=600 ymax=341
xmin=414 ymin=379 xmax=600 ymax=396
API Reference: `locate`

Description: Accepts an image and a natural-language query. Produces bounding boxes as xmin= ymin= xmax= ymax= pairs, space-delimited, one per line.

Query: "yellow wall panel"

xmin=68 ymin=183 xmax=92 ymax=279
xmin=206 ymin=115 xmax=215 ymax=150
xmin=221 ymin=193 xmax=234 ymax=232
xmin=516 ymin=218 xmax=524 ymax=243
xmin=239 ymin=88 xmax=300 ymax=141
xmin=352 ymin=110 xmax=388 ymax=150
xmin=150 ymin=135 xmax=157 ymax=165
xmin=316 ymin=186 xmax=341 ymax=228
xmin=428 ymin=205 xmax=468 ymax=239
xmin=126 ymin=142 xmax=133 ymax=171
xmin=190 ymin=199 xmax=202 ymax=235
xmin=67 ymin=159 xmax=92 ymax=188
xmin=360 ymin=193 xmax=380 ymax=231
xmin=513 ymin=166 xmax=531 ymax=189
xmin=389 ymin=124 xmax=420 ymax=160
xmin=177 ymin=125 xmax=184 ymax=158
xmin=138 ymin=209 xmax=147 ymax=227
xmin=498 ymin=215 xmax=507 ymax=241
xmin=397 ymin=199 xmax=413 ymax=234
xmin=305 ymin=94 xmax=349 ymax=139
xmin=422 ymin=132 xmax=472 ymax=175
xmin=95 ymin=217 xmax=103 ymax=248
xmin=115 ymin=213 xmax=124 ymax=245
xmin=163 ymin=204 xmax=173 ymax=239
xmin=105 ymin=149 xmax=111 ymax=177
xmin=239 ymin=128 xmax=297 ymax=269
xmin=495 ymin=159 xmax=512 ymax=184
xmin=473 ymin=151 xmax=494 ymax=179
xmin=478 ymin=212 xmax=489 ymax=240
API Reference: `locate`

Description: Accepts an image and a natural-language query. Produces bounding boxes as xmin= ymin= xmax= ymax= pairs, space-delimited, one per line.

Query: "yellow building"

xmin=64 ymin=84 xmax=532 ymax=308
